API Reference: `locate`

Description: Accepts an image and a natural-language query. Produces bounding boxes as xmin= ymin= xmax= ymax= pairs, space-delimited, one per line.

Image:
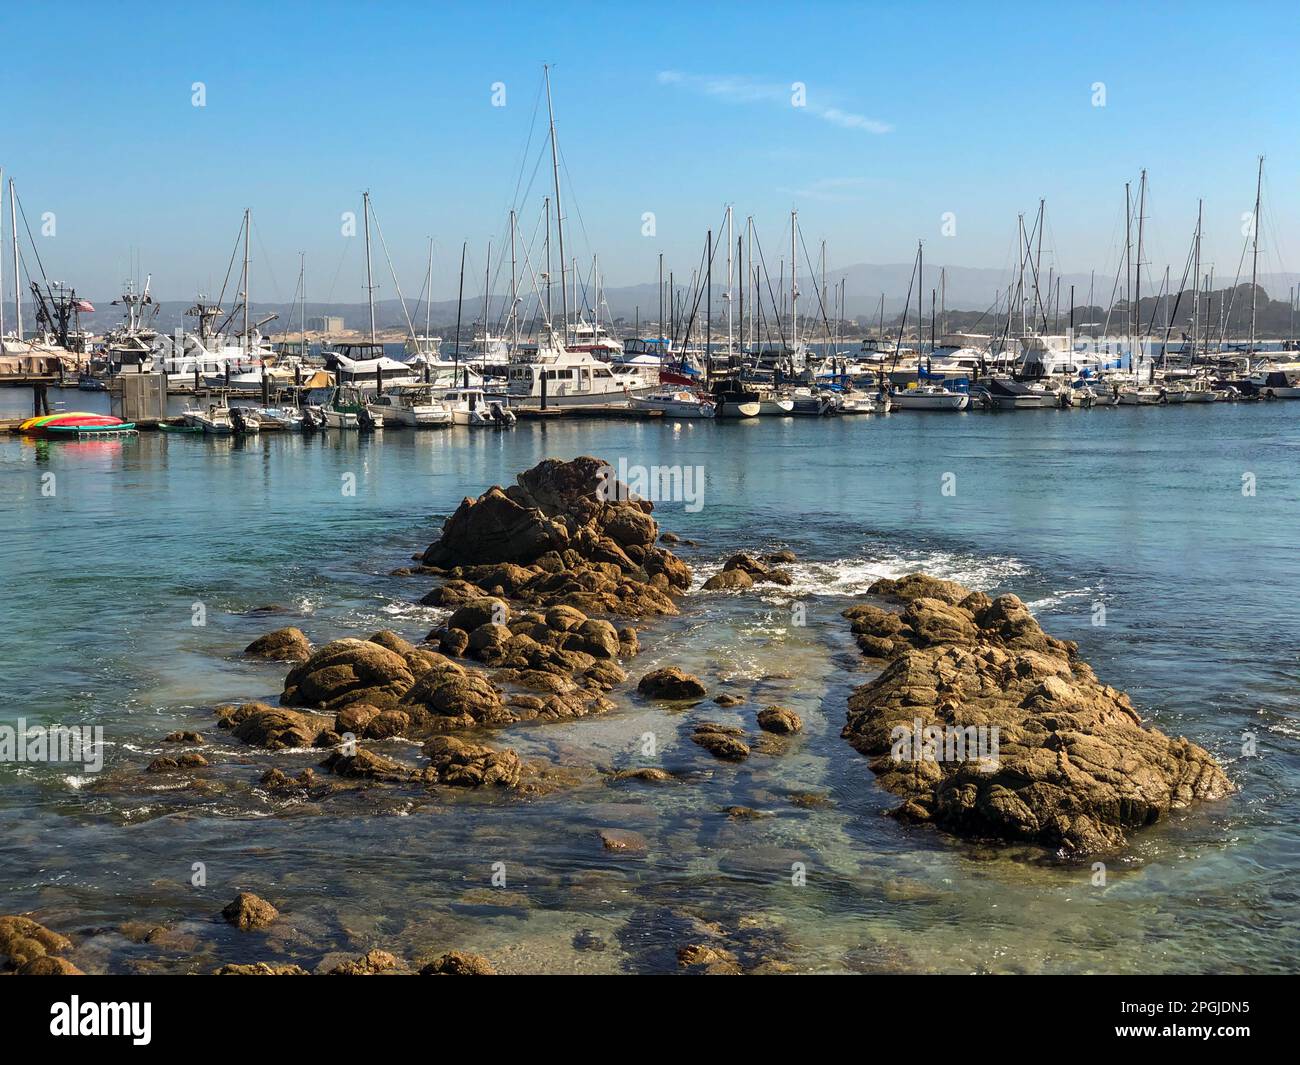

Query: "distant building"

xmin=307 ymin=315 xmax=345 ymax=333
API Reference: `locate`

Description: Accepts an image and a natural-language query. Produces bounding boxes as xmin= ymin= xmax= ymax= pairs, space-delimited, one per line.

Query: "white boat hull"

xmin=893 ymin=392 xmax=969 ymax=411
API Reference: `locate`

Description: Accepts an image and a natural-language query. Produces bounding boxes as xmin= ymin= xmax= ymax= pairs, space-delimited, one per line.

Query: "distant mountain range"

xmin=53 ymin=265 xmax=1300 ymax=336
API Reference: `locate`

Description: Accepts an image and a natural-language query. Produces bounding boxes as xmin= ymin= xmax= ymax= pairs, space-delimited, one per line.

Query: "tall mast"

xmin=1124 ymin=182 xmax=1132 ymax=369
xmin=1249 ymin=155 xmax=1264 ymax=357
xmin=1017 ymin=214 xmax=1027 ymax=335
xmin=0 ymin=166 xmax=5 ymax=341
xmin=1034 ymin=198 xmax=1044 ymax=326
xmin=1135 ymin=170 xmax=1147 ymax=377
xmin=657 ymin=252 xmax=663 ymax=342
xmin=510 ymin=212 xmax=519 ymax=350
xmin=242 ymin=207 xmax=251 ymax=355
xmin=425 ymin=237 xmax=433 ymax=339
xmin=746 ymin=216 xmax=754 ymax=350
xmin=725 ymin=205 xmax=733 ymax=355
xmin=706 ymin=228 xmax=712 ymax=385
xmin=544 ymin=196 xmax=552 ymax=323
xmin=10 ymin=178 xmax=20 ymax=342
xmin=300 ymin=252 xmax=306 ymax=355
xmin=917 ymin=240 xmax=924 ymax=357
xmin=544 ymin=65 xmax=568 ymax=343
xmin=363 ymin=191 xmax=376 ymax=342
xmin=453 ymin=241 xmax=466 ymax=370
xmin=482 ymin=241 xmax=491 ymax=343
xmin=1192 ymin=200 xmax=1202 ymax=362
xmin=790 ymin=209 xmax=799 ymax=351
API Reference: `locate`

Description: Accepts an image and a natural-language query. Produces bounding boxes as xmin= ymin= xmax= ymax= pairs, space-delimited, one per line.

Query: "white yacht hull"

xmin=893 ymin=392 xmax=969 ymax=411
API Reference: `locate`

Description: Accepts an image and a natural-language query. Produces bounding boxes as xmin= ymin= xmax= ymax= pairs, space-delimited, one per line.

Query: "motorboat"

xmin=366 ymin=385 xmax=453 ymax=428
xmin=631 ymin=388 xmax=716 ymax=418
xmin=891 ymin=384 xmax=969 ymax=411
xmin=322 ymin=386 xmax=380 ymax=430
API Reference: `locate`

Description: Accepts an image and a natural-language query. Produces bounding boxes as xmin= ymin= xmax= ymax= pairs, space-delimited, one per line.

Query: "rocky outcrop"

xmin=637 ymin=667 xmax=706 ymax=701
xmin=419 ymin=456 xmax=691 ymax=618
xmin=281 ymin=638 xmax=417 ymax=711
xmin=221 ymin=892 xmax=279 ymax=931
xmin=419 ymin=951 xmax=496 ymax=975
xmin=215 ymin=962 xmax=310 ymax=975
xmin=691 ymin=722 xmax=750 ymax=761
xmin=842 ymin=573 xmax=1234 ymax=855
xmin=757 ymin=706 xmax=803 ymax=735
xmin=244 ymin=627 xmax=312 ymax=663
xmin=1 ymin=915 xmax=77 ymax=974
xmin=422 ymin=736 xmax=523 ymax=789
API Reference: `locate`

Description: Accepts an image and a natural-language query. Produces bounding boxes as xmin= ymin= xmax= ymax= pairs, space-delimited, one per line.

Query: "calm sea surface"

xmin=1 ymin=387 xmax=1297 ymax=973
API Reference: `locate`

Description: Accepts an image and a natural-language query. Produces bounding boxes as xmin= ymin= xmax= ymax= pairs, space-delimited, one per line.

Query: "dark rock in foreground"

xmin=842 ymin=574 xmax=1233 ymax=855
xmin=419 ymin=456 xmax=692 ymax=617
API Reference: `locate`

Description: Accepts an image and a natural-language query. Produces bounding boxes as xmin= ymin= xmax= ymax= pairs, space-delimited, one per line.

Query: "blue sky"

xmin=2 ymin=0 xmax=1297 ymax=308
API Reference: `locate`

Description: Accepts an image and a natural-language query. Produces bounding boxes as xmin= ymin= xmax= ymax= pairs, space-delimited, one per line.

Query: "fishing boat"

xmin=254 ymin=407 xmax=306 ymax=430
xmin=631 ymin=388 xmax=716 ymax=418
xmin=366 ymin=385 xmax=453 ymax=428
xmin=437 ymin=387 xmax=516 ymax=426
xmin=838 ymin=389 xmax=891 ymax=414
xmin=182 ymin=400 xmax=261 ymax=434
xmin=322 ymin=386 xmax=379 ymax=430
xmin=891 ymin=384 xmax=970 ymax=411
xmin=19 ymin=412 xmax=134 ymax=436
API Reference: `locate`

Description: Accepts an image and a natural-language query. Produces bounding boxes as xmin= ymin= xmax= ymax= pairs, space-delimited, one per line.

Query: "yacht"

xmin=507 ymin=329 xmax=653 ymax=408
xmin=323 ymin=342 xmax=421 ymax=392
xmin=892 ymin=384 xmax=970 ymax=411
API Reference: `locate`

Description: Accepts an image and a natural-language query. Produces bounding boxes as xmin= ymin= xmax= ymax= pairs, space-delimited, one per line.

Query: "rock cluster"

xmin=418 ymin=456 xmax=692 ymax=617
xmin=701 ymin=552 xmax=795 ymax=592
xmin=841 ymin=573 xmax=1233 ymax=855
xmin=1 ymin=915 xmax=81 ymax=975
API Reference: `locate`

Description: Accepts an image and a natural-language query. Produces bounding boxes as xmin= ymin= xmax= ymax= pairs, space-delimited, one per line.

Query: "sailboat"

xmin=505 ymin=69 xmax=654 ymax=409
xmin=889 ymin=241 xmax=969 ymax=411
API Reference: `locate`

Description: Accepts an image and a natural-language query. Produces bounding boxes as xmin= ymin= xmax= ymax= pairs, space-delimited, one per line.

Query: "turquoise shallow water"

xmin=1 ymin=388 xmax=1297 ymax=973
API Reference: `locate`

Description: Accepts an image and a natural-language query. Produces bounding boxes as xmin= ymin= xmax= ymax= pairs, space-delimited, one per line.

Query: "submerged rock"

xmin=422 ymin=735 xmax=523 ymax=789
xmin=215 ymin=962 xmax=310 ymax=975
xmin=757 ymin=706 xmax=803 ymax=735
xmin=691 ymin=723 xmax=751 ymax=762
xmin=327 ymin=949 xmax=405 ymax=975
xmin=637 ymin=667 xmax=706 ymax=701
xmin=1 ymin=915 xmax=75 ymax=973
xmin=842 ymin=573 xmax=1234 ymax=855
xmin=419 ymin=951 xmax=496 ymax=975
xmin=221 ymin=892 xmax=279 ymax=931
xmin=244 ymin=626 xmax=313 ymax=663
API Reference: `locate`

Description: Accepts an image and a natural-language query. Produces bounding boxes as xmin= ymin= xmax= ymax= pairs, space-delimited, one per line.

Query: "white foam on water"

xmin=693 ymin=548 xmax=1030 ymax=600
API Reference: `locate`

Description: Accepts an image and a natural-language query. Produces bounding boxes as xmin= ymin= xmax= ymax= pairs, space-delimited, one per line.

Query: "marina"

xmin=2 ymin=0 xmax=1298 ymax=1003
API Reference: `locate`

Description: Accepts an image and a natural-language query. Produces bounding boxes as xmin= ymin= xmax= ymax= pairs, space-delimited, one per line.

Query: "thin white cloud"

xmin=776 ymin=177 xmax=869 ymax=203
xmin=657 ymin=70 xmax=892 ymax=134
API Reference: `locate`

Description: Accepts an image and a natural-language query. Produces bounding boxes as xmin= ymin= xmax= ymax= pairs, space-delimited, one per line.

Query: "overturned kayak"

xmin=19 ymin=412 xmax=136 ymax=436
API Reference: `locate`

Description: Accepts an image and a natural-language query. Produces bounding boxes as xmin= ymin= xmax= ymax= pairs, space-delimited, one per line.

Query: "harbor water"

xmin=1 ymin=388 xmax=1297 ymax=973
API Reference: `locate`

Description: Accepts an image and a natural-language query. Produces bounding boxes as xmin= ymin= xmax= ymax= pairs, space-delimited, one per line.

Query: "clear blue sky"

xmin=2 ymin=0 xmax=1297 ymax=308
